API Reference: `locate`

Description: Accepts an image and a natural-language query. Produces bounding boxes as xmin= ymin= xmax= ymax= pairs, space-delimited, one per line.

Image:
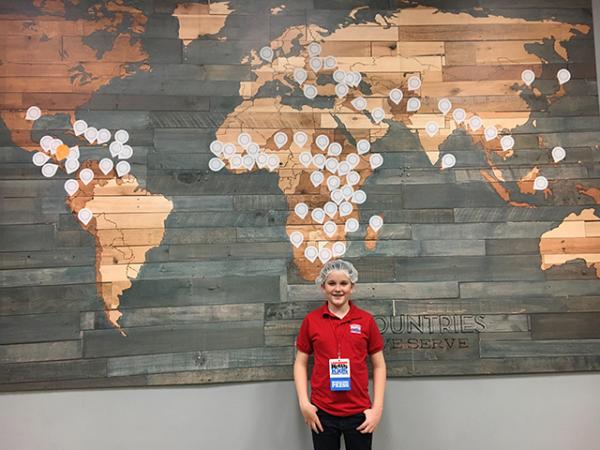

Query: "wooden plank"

xmin=0 ymin=359 xmax=106 ymax=384
xmin=145 ymin=365 xmax=292 ymax=386
xmin=531 ymin=312 xmax=600 ymax=339
xmin=444 ymin=63 xmax=597 ymax=81
xmin=399 ymin=24 xmax=593 ymax=41
xmin=0 ymin=248 xmax=95 ymax=270
xmin=287 ymin=282 xmax=459 ymax=301
xmin=0 ymin=224 xmax=56 ymax=251
xmin=0 ymin=340 xmax=81 ymax=364
xmin=411 ymin=222 xmax=556 ymax=240
xmin=83 ymin=321 xmax=264 ymax=358
xmin=0 ymin=313 xmax=80 ymax=344
xmin=460 ymin=280 xmax=600 ymax=299
xmin=480 ymin=339 xmax=600 ymax=358
xmin=0 ymin=266 xmax=96 ymax=288
xmin=383 ymin=333 xmax=479 ymax=361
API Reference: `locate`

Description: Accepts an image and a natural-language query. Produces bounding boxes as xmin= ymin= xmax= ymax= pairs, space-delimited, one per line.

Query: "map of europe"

xmin=1 ymin=0 xmax=599 ymax=342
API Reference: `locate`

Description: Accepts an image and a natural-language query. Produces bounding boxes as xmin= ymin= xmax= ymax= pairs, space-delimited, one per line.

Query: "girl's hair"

xmin=315 ymin=259 xmax=359 ymax=285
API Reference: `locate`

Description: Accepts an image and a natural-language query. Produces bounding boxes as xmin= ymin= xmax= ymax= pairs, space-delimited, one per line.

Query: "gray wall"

xmin=1 ymin=374 xmax=600 ymax=450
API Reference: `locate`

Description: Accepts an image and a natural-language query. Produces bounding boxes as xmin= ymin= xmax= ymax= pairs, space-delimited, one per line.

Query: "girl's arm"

xmin=293 ymin=350 xmax=323 ymax=433
xmin=357 ymin=350 xmax=386 ymax=433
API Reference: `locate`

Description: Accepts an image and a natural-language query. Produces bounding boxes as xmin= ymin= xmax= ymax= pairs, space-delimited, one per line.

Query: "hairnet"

xmin=315 ymin=259 xmax=358 ymax=285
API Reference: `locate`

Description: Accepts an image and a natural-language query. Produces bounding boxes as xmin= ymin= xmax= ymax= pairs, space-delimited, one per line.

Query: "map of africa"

xmin=1 ymin=0 xmax=599 ymax=387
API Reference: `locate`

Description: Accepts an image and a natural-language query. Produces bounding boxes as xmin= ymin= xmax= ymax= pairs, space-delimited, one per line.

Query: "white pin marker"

xmin=210 ymin=140 xmax=224 ymax=156
xmin=223 ymin=143 xmax=236 ymax=158
xmin=352 ymin=190 xmax=367 ymax=204
xmin=335 ymin=83 xmax=349 ymax=98
xmin=73 ymin=120 xmax=88 ymax=136
xmin=209 ymin=157 xmax=225 ymax=172
xmin=337 ymin=161 xmax=351 ymax=176
xmin=389 ymin=88 xmax=403 ymax=105
xmin=425 ymin=121 xmax=439 ymax=137
xmin=534 ymin=176 xmax=549 ymax=191
xmin=229 ymin=155 xmax=241 ymax=169
xmin=333 ymin=70 xmax=346 ymax=83
xmin=356 ymin=139 xmax=370 ymax=155
xmin=109 ymin=141 xmax=123 ymax=157
xmin=344 ymin=72 xmax=355 ymax=86
xmin=341 ymin=185 xmax=354 ymax=200
xmin=294 ymin=68 xmax=308 ymax=85
xmin=316 ymin=135 xmax=329 ymax=151
xmin=68 ymin=146 xmax=80 ymax=160
xmin=308 ymin=42 xmax=322 ymax=57
xmin=318 ymin=247 xmax=332 ymax=264
xmin=332 ymin=242 xmax=346 ymax=257
xmin=325 ymin=158 xmax=339 ymax=174
xmin=407 ymin=76 xmax=421 ymax=91
xmin=65 ymin=158 xmax=80 ymax=174
xmin=50 ymin=139 xmax=63 ymax=154
xmin=369 ymin=215 xmax=383 ymax=232
xmin=294 ymin=131 xmax=308 ymax=148
xmin=78 ymin=208 xmax=93 ymax=226
xmin=304 ymin=246 xmax=319 ymax=263
xmin=99 ymin=158 xmax=114 ymax=175
xmin=116 ymin=161 xmax=131 ymax=177
xmin=247 ymin=143 xmax=260 ymax=156
xmin=40 ymin=135 xmax=54 ymax=151
xmin=406 ymin=98 xmax=421 ymax=112
xmin=371 ymin=108 xmax=385 ymax=124
xmin=229 ymin=155 xmax=243 ymax=169
xmin=115 ymin=129 xmax=129 ymax=144
xmin=310 ymin=171 xmax=324 ymax=187
xmin=26 ymin=106 xmax=42 ymax=121
xmin=119 ymin=145 xmax=133 ymax=160
xmin=557 ymin=68 xmax=571 ymax=85
xmin=311 ymin=208 xmax=325 ymax=224
xmin=521 ymin=69 xmax=536 ymax=87
xmin=498 ymin=137 xmax=514 ymax=153
xmin=552 ymin=146 xmax=566 ymax=163
xmin=256 ymin=153 xmax=268 ymax=169
xmin=441 ymin=153 xmax=457 ymax=169
xmin=242 ymin=155 xmax=255 ymax=170
xmin=41 ymin=163 xmax=58 ymax=178
xmin=345 ymin=218 xmax=359 ymax=233
xmin=303 ymin=84 xmax=318 ymax=99
xmin=352 ymin=72 xmax=362 ymax=87
xmin=237 ymin=133 xmax=252 ymax=148
xmin=324 ymin=56 xmax=337 ymax=70
xmin=294 ymin=203 xmax=309 ymax=219
xmin=346 ymin=154 xmax=360 ymax=169
xmin=32 ymin=152 xmax=50 ymax=167
xmin=328 ymin=142 xmax=342 ymax=157
xmin=274 ymin=132 xmax=288 ymax=149
xmin=346 ymin=171 xmax=360 ymax=186
xmin=299 ymin=152 xmax=312 ymax=168
xmin=79 ymin=168 xmax=94 ymax=185
xmin=351 ymin=97 xmax=367 ymax=111
xmin=370 ymin=153 xmax=384 ymax=170
xmin=289 ymin=231 xmax=304 ymax=248
xmin=326 ymin=175 xmax=341 ymax=191
xmin=259 ymin=46 xmax=274 ymax=62
xmin=312 ymin=154 xmax=326 ymax=169
xmin=267 ymin=155 xmax=280 ymax=171
xmin=339 ymin=201 xmax=353 ymax=217
xmin=331 ymin=189 xmax=344 ymax=205
xmin=309 ymin=57 xmax=322 ymax=73
xmin=469 ymin=115 xmax=483 ymax=131
xmin=64 ymin=179 xmax=79 ymax=197
xmin=84 ymin=127 xmax=98 ymax=144
xmin=324 ymin=202 xmax=338 ymax=218
xmin=484 ymin=126 xmax=498 ymax=141
xmin=97 ymin=128 xmax=111 ymax=144
xmin=438 ymin=98 xmax=452 ymax=115
xmin=452 ymin=108 xmax=466 ymax=125
xmin=323 ymin=221 xmax=337 ymax=238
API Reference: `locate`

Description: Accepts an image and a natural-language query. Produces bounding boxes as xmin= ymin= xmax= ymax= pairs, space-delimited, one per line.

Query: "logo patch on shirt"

xmin=350 ymin=323 xmax=362 ymax=334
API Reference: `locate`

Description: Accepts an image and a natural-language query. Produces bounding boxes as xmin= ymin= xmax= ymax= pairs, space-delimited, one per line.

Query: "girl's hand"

xmin=300 ymin=402 xmax=323 ymax=433
xmin=357 ymin=408 xmax=382 ymax=434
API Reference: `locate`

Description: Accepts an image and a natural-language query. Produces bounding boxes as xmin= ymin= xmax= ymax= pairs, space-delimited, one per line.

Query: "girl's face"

xmin=321 ymin=270 xmax=354 ymax=309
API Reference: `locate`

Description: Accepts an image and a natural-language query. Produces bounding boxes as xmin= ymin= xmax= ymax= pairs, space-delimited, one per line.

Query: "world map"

xmin=2 ymin=0 xmax=599 ymax=338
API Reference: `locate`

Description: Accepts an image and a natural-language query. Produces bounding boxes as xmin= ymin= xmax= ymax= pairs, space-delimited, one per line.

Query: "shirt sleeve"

xmin=295 ymin=316 xmax=313 ymax=354
xmin=367 ymin=315 xmax=384 ymax=355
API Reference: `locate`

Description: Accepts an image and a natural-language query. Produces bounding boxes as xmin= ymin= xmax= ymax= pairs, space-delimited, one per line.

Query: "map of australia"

xmin=2 ymin=0 xmax=599 ymax=337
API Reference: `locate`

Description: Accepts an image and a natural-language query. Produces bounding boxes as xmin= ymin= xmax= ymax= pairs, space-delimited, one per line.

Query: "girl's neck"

xmin=327 ymin=302 xmax=350 ymax=319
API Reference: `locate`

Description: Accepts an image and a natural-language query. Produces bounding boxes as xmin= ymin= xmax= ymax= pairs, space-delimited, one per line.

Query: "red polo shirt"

xmin=296 ymin=301 xmax=384 ymax=417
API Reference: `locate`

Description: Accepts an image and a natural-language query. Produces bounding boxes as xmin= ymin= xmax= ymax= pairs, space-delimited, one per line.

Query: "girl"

xmin=294 ymin=259 xmax=386 ymax=450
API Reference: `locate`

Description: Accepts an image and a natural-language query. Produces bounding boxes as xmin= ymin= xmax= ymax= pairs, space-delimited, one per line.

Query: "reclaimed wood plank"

xmin=481 ymin=339 xmax=600 ymax=357
xmin=0 ymin=313 xmax=80 ymax=345
xmin=0 ymin=340 xmax=81 ymax=364
xmin=0 ymin=359 xmax=106 ymax=384
xmin=531 ymin=312 xmax=600 ymax=339
xmin=287 ymin=282 xmax=459 ymax=301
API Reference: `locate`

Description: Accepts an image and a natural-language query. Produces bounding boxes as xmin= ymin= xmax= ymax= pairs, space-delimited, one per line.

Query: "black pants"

xmin=312 ymin=409 xmax=373 ymax=450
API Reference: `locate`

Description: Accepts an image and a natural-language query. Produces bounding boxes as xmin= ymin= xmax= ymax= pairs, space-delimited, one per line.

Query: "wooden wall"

xmin=1 ymin=0 xmax=600 ymax=391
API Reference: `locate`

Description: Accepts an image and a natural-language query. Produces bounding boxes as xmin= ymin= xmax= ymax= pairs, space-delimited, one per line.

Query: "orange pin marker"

xmin=55 ymin=144 xmax=70 ymax=161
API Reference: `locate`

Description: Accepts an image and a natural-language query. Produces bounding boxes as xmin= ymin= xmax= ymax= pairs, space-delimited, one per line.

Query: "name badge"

xmin=329 ymin=358 xmax=351 ymax=391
